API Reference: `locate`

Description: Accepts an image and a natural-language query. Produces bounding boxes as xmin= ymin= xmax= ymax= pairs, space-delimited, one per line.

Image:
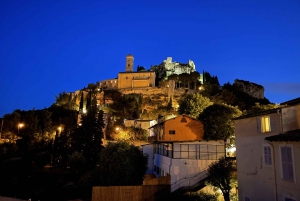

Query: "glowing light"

xmin=229 ymin=147 xmax=236 ymax=152
xmin=17 ymin=123 xmax=24 ymax=134
xmin=18 ymin=123 xmax=24 ymax=128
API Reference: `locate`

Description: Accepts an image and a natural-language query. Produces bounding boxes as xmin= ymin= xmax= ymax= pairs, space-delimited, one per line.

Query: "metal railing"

xmin=170 ymin=169 xmax=208 ymax=192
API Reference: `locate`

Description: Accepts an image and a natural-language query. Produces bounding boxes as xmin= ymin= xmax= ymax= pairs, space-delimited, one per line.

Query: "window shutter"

xmin=286 ymin=147 xmax=294 ymax=181
xmin=281 ymin=146 xmax=288 ymax=179
xmin=257 ymin=117 xmax=261 ymax=133
xmin=270 ymin=116 xmax=275 ymax=131
xmin=264 ymin=146 xmax=271 ymax=165
xmin=281 ymin=146 xmax=294 ymax=181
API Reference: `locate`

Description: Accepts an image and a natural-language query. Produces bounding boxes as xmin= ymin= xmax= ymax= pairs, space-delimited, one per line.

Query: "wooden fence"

xmin=92 ymin=175 xmax=170 ymax=201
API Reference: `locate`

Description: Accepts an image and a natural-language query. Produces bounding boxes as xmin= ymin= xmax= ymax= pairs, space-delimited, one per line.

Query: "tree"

xmin=52 ymin=124 xmax=73 ymax=167
xmin=150 ymin=64 xmax=167 ymax=86
xmin=1 ymin=111 xmax=21 ymax=138
xmin=91 ymin=141 xmax=148 ymax=186
xmin=71 ymin=101 xmax=105 ymax=170
xmin=137 ymin=65 xmax=146 ymax=71
xmin=206 ymin=158 xmax=236 ymax=201
xmin=198 ymin=104 xmax=242 ymax=140
xmin=39 ymin=109 xmax=53 ymax=141
xmin=109 ymin=93 xmax=142 ymax=123
xmin=22 ymin=109 xmax=38 ymax=134
xmin=178 ymin=93 xmax=213 ymax=118
xmin=189 ymin=71 xmax=201 ymax=90
xmin=55 ymin=92 xmax=72 ymax=109
xmin=212 ymin=89 xmax=236 ymax=105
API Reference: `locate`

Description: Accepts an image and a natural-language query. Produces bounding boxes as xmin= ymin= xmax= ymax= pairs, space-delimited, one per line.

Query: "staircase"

xmin=170 ymin=170 xmax=208 ymax=193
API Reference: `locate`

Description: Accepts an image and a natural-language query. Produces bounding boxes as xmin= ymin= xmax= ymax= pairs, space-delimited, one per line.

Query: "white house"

xmin=124 ymin=119 xmax=157 ymax=136
xmin=143 ymin=115 xmax=227 ymax=192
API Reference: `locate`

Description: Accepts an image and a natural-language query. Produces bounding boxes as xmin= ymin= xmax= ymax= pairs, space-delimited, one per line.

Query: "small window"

xmin=169 ymin=130 xmax=175 ymax=135
xmin=263 ymin=145 xmax=272 ymax=166
xmin=257 ymin=116 xmax=275 ymax=133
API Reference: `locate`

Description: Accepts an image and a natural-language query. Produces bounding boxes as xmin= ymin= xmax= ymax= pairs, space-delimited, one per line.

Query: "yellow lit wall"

xmin=117 ymin=72 xmax=155 ymax=89
xmin=163 ymin=115 xmax=204 ymax=141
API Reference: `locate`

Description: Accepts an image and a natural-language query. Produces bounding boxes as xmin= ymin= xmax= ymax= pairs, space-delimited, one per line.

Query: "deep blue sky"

xmin=1 ymin=0 xmax=300 ymax=117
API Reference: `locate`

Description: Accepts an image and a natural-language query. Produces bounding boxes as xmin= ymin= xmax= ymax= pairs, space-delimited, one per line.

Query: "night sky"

xmin=1 ymin=0 xmax=300 ymax=117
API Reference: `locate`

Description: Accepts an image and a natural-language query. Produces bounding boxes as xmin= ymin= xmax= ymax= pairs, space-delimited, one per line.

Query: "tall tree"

xmin=198 ymin=103 xmax=242 ymax=140
xmin=39 ymin=109 xmax=53 ymax=141
xmin=206 ymin=158 xmax=236 ymax=201
xmin=52 ymin=122 xmax=74 ymax=168
xmin=22 ymin=109 xmax=38 ymax=138
xmin=71 ymin=100 xmax=105 ymax=170
xmin=178 ymin=93 xmax=213 ymax=118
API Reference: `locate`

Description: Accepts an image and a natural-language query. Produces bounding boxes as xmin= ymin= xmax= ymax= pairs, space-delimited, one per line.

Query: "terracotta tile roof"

xmin=265 ymin=129 xmax=300 ymax=142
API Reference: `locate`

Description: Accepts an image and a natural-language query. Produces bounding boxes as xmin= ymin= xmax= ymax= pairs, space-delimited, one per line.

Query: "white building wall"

xmin=236 ymin=135 xmax=277 ymax=201
xmin=272 ymin=141 xmax=300 ymax=201
xmin=282 ymin=104 xmax=300 ymax=132
xmin=152 ymin=141 xmax=225 ymax=185
xmin=142 ymin=144 xmax=155 ymax=174
xmin=235 ymin=113 xmax=281 ymax=201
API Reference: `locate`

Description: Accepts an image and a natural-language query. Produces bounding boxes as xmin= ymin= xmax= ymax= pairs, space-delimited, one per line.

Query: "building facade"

xmin=234 ymin=97 xmax=300 ymax=201
xmin=117 ymin=71 xmax=155 ymax=89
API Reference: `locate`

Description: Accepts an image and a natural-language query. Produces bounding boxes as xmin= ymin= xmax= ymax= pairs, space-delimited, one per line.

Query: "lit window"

xmin=169 ymin=130 xmax=175 ymax=135
xmin=263 ymin=145 xmax=272 ymax=166
xmin=257 ymin=116 xmax=274 ymax=133
xmin=261 ymin=116 xmax=271 ymax=132
xmin=281 ymin=145 xmax=294 ymax=182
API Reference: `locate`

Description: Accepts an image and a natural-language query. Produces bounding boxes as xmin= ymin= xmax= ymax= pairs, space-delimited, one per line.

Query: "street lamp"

xmin=18 ymin=123 xmax=24 ymax=135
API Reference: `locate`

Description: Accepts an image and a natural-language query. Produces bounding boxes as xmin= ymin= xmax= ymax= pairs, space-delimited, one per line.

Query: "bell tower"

xmin=125 ymin=54 xmax=134 ymax=72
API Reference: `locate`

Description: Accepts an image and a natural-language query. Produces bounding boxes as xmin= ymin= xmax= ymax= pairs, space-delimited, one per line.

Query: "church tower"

xmin=125 ymin=54 xmax=134 ymax=72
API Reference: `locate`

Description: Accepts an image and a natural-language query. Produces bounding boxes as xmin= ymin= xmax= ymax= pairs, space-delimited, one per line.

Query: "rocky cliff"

xmin=234 ymin=79 xmax=264 ymax=99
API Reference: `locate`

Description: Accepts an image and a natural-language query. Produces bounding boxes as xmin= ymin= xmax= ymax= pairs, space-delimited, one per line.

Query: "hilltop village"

xmin=63 ymin=54 xmax=265 ymax=121
xmin=2 ymin=54 xmax=299 ymax=201
xmin=67 ymin=54 xmax=202 ymax=114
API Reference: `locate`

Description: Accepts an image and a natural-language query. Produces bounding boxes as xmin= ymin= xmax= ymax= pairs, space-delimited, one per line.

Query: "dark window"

xmin=169 ymin=130 xmax=175 ymax=134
